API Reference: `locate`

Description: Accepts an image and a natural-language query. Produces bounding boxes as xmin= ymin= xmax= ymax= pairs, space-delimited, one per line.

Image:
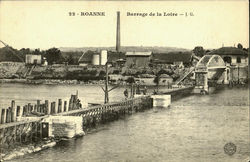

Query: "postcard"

xmin=0 ymin=1 xmax=249 ymax=162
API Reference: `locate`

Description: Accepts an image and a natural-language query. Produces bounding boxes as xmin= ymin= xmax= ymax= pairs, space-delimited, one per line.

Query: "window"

xmin=223 ymin=56 xmax=232 ymax=64
xmin=236 ymin=57 xmax=241 ymax=63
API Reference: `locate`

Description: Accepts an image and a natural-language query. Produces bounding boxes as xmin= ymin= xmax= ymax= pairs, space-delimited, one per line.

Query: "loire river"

xmin=0 ymin=83 xmax=249 ymax=162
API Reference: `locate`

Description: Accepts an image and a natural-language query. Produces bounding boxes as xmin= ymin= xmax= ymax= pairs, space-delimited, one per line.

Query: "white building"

xmin=25 ymin=54 xmax=42 ymax=65
xmin=208 ymin=47 xmax=248 ymax=67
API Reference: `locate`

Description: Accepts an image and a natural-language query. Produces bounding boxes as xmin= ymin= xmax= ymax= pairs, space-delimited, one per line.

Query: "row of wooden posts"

xmin=58 ymin=96 xmax=153 ymax=130
xmin=0 ymin=95 xmax=153 ymax=153
xmin=0 ymin=94 xmax=81 ymax=125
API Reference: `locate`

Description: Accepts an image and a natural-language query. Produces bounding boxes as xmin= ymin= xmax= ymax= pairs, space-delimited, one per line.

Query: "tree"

xmin=237 ymin=43 xmax=243 ymax=49
xmin=126 ymin=77 xmax=135 ymax=84
xmin=34 ymin=48 xmax=42 ymax=55
xmin=19 ymin=48 xmax=31 ymax=55
xmin=66 ymin=54 xmax=75 ymax=65
xmin=243 ymin=48 xmax=248 ymax=52
xmin=193 ymin=46 xmax=205 ymax=57
xmin=44 ymin=48 xmax=63 ymax=64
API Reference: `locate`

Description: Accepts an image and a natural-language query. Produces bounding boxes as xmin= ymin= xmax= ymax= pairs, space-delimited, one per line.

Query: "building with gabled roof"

xmin=208 ymin=47 xmax=248 ymax=66
xmin=78 ymin=50 xmax=96 ymax=66
xmin=125 ymin=51 xmax=152 ymax=68
xmin=152 ymin=52 xmax=192 ymax=66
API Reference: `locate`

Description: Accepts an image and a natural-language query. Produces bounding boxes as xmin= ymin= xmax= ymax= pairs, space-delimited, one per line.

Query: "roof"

xmin=138 ymin=74 xmax=155 ymax=78
xmin=26 ymin=54 xmax=41 ymax=56
xmin=78 ymin=50 xmax=126 ymax=63
xmin=107 ymin=51 xmax=126 ymax=62
xmin=78 ymin=50 xmax=96 ymax=63
xmin=208 ymin=47 xmax=248 ymax=56
xmin=160 ymin=74 xmax=171 ymax=78
xmin=125 ymin=51 xmax=152 ymax=56
xmin=152 ymin=52 xmax=192 ymax=63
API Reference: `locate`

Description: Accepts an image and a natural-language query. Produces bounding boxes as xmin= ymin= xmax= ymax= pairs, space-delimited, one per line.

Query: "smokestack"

xmin=116 ymin=11 xmax=120 ymax=52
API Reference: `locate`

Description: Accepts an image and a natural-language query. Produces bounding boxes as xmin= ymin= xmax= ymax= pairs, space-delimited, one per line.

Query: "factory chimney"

xmin=116 ymin=11 xmax=120 ymax=52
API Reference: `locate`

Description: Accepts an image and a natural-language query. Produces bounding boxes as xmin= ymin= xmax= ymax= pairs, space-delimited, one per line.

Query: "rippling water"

xmin=0 ymin=83 xmax=129 ymax=108
xmin=1 ymin=83 xmax=249 ymax=162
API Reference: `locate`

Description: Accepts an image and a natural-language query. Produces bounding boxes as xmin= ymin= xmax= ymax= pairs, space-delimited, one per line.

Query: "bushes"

xmin=65 ymin=69 xmax=106 ymax=81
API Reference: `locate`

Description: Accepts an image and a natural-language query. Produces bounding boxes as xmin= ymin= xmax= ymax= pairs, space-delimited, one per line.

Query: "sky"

xmin=0 ymin=1 xmax=249 ymax=50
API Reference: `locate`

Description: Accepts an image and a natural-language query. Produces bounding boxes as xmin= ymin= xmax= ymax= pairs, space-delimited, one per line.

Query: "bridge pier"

xmin=223 ymin=67 xmax=230 ymax=84
xmin=194 ymin=71 xmax=209 ymax=94
xmin=194 ymin=54 xmax=230 ymax=94
xmin=203 ymin=73 xmax=208 ymax=93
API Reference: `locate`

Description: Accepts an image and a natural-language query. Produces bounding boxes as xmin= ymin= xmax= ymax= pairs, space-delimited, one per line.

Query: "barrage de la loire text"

xmin=68 ymin=11 xmax=194 ymax=17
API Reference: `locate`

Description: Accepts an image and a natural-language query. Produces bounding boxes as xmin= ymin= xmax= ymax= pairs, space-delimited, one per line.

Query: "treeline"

xmin=0 ymin=47 xmax=82 ymax=65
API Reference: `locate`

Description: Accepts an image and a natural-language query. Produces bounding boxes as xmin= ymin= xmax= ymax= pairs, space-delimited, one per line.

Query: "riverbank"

xmin=0 ymin=78 xmax=176 ymax=86
xmin=0 ymin=79 xmax=106 ymax=85
xmin=1 ymin=139 xmax=56 ymax=161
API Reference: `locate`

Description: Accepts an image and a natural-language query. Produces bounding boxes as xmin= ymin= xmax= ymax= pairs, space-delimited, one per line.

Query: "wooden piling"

xmin=1 ymin=109 xmax=6 ymax=124
xmin=40 ymin=104 xmax=44 ymax=113
xmin=11 ymin=100 xmax=16 ymax=122
xmin=64 ymin=101 xmax=67 ymax=112
xmin=19 ymin=106 xmax=23 ymax=118
xmin=16 ymin=106 xmax=20 ymax=117
xmin=34 ymin=104 xmax=37 ymax=113
xmin=54 ymin=101 xmax=58 ymax=114
xmin=48 ymin=101 xmax=51 ymax=115
xmin=68 ymin=98 xmax=72 ymax=111
xmin=51 ymin=102 xmax=55 ymax=114
xmin=9 ymin=107 xmax=13 ymax=122
xmin=71 ymin=95 xmax=75 ymax=110
xmin=30 ymin=105 xmax=33 ymax=112
xmin=41 ymin=104 xmax=44 ymax=113
xmin=58 ymin=99 xmax=62 ymax=113
xmin=50 ymin=102 xmax=53 ymax=114
xmin=0 ymin=108 xmax=2 ymax=124
xmin=37 ymin=100 xmax=40 ymax=113
xmin=27 ymin=103 xmax=31 ymax=114
xmin=6 ymin=108 xmax=10 ymax=123
xmin=45 ymin=100 xmax=49 ymax=115
xmin=23 ymin=105 xmax=27 ymax=116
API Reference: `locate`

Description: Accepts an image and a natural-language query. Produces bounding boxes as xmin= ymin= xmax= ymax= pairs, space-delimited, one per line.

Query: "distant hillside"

xmin=59 ymin=46 xmax=190 ymax=53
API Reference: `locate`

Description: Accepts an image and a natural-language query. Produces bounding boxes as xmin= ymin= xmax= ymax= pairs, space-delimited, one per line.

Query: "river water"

xmin=0 ymin=83 xmax=249 ymax=162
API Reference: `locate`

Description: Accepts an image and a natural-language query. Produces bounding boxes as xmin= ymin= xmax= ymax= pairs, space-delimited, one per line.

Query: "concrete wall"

xmin=43 ymin=116 xmax=84 ymax=138
xmin=151 ymin=95 xmax=171 ymax=107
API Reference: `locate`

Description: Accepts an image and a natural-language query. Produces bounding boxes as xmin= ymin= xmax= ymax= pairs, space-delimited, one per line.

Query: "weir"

xmin=0 ymin=84 xmax=197 ymax=160
xmin=0 ymin=95 xmax=153 ymax=154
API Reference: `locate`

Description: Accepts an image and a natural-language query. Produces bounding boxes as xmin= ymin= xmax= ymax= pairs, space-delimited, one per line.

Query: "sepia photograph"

xmin=0 ymin=0 xmax=249 ymax=161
